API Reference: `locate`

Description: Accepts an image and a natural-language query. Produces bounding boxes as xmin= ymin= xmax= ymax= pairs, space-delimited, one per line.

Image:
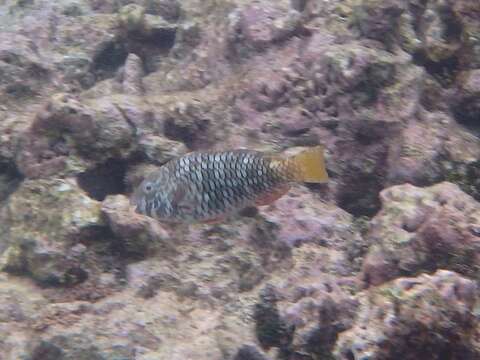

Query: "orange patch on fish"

xmin=255 ymin=184 xmax=290 ymax=206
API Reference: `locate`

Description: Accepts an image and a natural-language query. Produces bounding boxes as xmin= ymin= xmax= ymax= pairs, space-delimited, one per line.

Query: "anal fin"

xmin=255 ymin=185 xmax=290 ymax=206
xmin=202 ymin=215 xmax=226 ymax=224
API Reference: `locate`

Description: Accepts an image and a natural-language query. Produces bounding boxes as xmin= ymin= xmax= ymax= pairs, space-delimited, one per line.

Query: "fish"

xmin=131 ymin=146 xmax=328 ymax=223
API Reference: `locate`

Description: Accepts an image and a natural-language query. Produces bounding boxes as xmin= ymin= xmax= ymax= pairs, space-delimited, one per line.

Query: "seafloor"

xmin=0 ymin=0 xmax=480 ymax=359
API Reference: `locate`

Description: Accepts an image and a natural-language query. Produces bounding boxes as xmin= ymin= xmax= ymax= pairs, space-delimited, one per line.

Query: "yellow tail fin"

xmin=285 ymin=146 xmax=329 ymax=183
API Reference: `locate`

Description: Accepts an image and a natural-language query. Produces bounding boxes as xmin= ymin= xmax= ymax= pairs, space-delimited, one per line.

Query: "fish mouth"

xmin=129 ymin=193 xmax=143 ymax=214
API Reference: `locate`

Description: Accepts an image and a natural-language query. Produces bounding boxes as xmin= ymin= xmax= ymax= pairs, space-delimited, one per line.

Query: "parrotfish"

xmin=131 ymin=146 xmax=328 ymax=223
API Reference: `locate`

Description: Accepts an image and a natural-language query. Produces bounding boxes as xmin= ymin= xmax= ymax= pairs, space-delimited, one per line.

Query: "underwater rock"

xmin=15 ymin=94 xmax=93 ymax=179
xmin=395 ymin=0 xmax=480 ymax=83
xmin=15 ymin=93 xmax=155 ymax=179
xmin=54 ymin=12 xmax=122 ymax=86
xmin=280 ymin=277 xmax=359 ymax=359
xmin=101 ymin=194 xmax=171 ymax=258
xmin=352 ymin=0 xmax=406 ymax=49
xmin=121 ymin=53 xmax=145 ymax=96
xmin=23 ymin=290 xmax=238 ymax=360
xmin=118 ymin=3 xmax=177 ymax=37
xmin=1 ymin=0 xmax=480 ymax=358
xmin=117 ymin=3 xmax=177 ymax=71
xmin=445 ymin=161 xmax=480 ymax=203
xmin=421 ymin=0 xmax=461 ymax=63
xmin=398 ymin=0 xmax=461 ymax=66
xmin=0 ymin=32 xmax=50 ymax=103
xmin=233 ymin=344 xmax=271 ymax=360
xmin=0 ymin=178 xmax=103 ymax=286
xmin=248 ymin=207 xmax=362 ymax=358
xmin=318 ymin=44 xmax=419 ymax=118
xmin=386 ymin=116 xmax=445 ymax=186
xmin=129 ymin=260 xmax=181 ymax=299
xmin=145 ymin=0 xmax=181 ymax=21
xmin=239 ymin=39 xmax=424 ymax=216
xmin=452 ymin=0 xmax=480 ymax=69
xmin=137 ymin=134 xmax=188 ymax=165
xmin=361 ymin=182 xmax=480 ymax=287
xmin=44 ymin=1 xmax=171 ymax=89
xmin=0 ymin=273 xmax=48 ymax=360
xmin=169 ymin=21 xmax=203 ymax=59
xmin=241 ymin=37 xmax=417 ymax=119
xmin=118 ymin=4 xmax=147 ymax=35
xmin=324 ymin=43 xmax=425 ymax=217
xmin=228 ymin=1 xmax=303 ymax=55
xmin=333 ymin=114 xmax=403 ymax=217
xmin=335 ymin=270 xmax=479 ymax=360
xmin=386 ymin=110 xmax=480 ymax=187
xmin=160 ymin=98 xmax=221 ymax=149
xmin=254 ymin=284 xmax=294 ymax=351
xmin=259 ymin=187 xmax=366 ymax=273
xmin=452 ymin=69 xmax=480 ymax=129
xmin=0 ymin=113 xmax=27 ymax=166
xmin=252 ymin=209 xmax=362 ymax=357
xmin=0 ymin=161 xmax=23 ymax=204
xmin=30 ymin=333 xmax=136 ymax=360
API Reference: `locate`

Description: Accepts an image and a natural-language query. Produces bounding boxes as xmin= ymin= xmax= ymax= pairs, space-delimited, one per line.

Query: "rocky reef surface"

xmin=1 ymin=0 xmax=480 ymax=359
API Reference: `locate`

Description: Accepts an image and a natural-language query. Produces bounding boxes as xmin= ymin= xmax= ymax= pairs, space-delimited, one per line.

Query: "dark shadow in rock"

xmin=412 ymin=51 xmax=460 ymax=86
xmin=234 ymin=345 xmax=271 ymax=360
xmin=77 ymin=158 xmax=127 ymax=201
xmin=125 ymin=29 xmax=176 ymax=74
xmin=254 ymin=285 xmax=294 ymax=352
xmin=5 ymin=82 xmax=35 ymax=98
xmin=3 ymin=61 xmax=50 ymax=99
xmin=334 ymin=119 xmax=394 ymax=218
xmin=303 ymin=299 xmax=348 ymax=358
xmin=31 ymin=341 xmax=63 ymax=360
xmin=409 ymin=1 xmax=462 ymax=87
xmin=77 ymin=225 xmax=116 ymax=247
xmin=337 ymin=175 xmax=383 ymax=218
xmin=63 ymin=267 xmax=89 ymax=287
xmin=239 ymin=206 xmax=259 ymax=218
xmin=76 ymin=224 xmax=129 ymax=284
xmin=91 ymin=40 xmax=129 ymax=81
xmin=452 ymin=98 xmax=480 ymax=136
xmin=388 ymin=325 xmax=478 ymax=360
xmin=144 ymin=27 xmax=177 ymax=49
xmin=0 ymin=161 xmax=24 ymax=203
xmin=145 ymin=0 xmax=181 ymax=21
xmin=445 ymin=161 xmax=480 ymax=201
xmin=345 ymin=350 xmax=355 ymax=360
xmin=31 ymin=336 xmax=108 ymax=360
xmin=163 ymin=116 xmax=210 ymax=150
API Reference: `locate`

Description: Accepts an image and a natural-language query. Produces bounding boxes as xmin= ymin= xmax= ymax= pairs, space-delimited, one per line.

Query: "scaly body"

xmin=131 ymin=146 xmax=328 ymax=223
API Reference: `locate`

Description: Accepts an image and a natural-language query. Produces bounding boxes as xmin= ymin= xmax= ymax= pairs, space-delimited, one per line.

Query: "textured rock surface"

xmin=101 ymin=194 xmax=172 ymax=258
xmin=361 ymin=182 xmax=480 ymax=287
xmin=335 ymin=270 xmax=480 ymax=360
xmin=0 ymin=179 xmax=103 ymax=286
xmin=1 ymin=0 xmax=480 ymax=358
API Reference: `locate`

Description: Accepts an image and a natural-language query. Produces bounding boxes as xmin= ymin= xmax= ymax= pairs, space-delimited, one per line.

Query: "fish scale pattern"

xmin=162 ymin=150 xmax=284 ymax=221
xmin=134 ymin=150 xmax=284 ymax=222
xmin=132 ymin=146 xmax=327 ymax=223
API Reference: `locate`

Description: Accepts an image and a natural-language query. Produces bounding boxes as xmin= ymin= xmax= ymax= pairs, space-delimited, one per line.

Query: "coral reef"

xmin=361 ymin=182 xmax=480 ymax=287
xmin=335 ymin=270 xmax=479 ymax=360
xmin=0 ymin=179 xmax=103 ymax=286
xmin=0 ymin=0 xmax=480 ymax=358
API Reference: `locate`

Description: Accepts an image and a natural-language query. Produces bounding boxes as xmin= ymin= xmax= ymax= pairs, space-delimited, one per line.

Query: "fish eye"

xmin=144 ymin=183 xmax=153 ymax=192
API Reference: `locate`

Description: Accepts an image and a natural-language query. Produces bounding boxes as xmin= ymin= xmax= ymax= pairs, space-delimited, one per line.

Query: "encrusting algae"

xmin=131 ymin=146 xmax=328 ymax=223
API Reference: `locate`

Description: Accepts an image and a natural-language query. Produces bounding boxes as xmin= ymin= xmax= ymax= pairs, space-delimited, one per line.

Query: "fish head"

xmin=130 ymin=168 xmax=165 ymax=215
